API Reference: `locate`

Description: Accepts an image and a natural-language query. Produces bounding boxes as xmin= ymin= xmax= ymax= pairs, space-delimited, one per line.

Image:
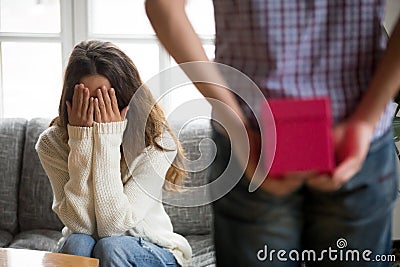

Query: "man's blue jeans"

xmin=210 ymin=128 xmax=398 ymax=267
xmin=58 ymin=234 xmax=179 ymax=267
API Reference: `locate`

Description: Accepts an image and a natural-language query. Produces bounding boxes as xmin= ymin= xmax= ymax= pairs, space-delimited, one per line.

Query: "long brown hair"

xmin=51 ymin=40 xmax=186 ymax=189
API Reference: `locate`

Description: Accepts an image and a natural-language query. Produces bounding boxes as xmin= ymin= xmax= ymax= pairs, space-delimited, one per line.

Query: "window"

xmin=0 ymin=0 xmax=64 ymax=118
xmin=0 ymin=0 xmax=215 ymax=119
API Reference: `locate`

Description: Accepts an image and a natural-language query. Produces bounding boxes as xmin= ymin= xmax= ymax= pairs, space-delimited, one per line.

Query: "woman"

xmin=35 ymin=40 xmax=192 ymax=267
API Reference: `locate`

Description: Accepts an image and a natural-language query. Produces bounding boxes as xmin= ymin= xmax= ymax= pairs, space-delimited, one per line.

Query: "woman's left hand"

xmin=94 ymin=86 xmax=129 ymax=123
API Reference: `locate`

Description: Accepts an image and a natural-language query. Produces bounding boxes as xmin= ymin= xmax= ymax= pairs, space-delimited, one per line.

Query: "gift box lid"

xmin=262 ymin=97 xmax=332 ymax=122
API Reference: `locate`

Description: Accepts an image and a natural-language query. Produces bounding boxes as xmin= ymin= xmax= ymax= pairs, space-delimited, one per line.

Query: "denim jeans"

xmin=209 ymin=128 xmax=398 ymax=267
xmin=58 ymin=234 xmax=179 ymax=267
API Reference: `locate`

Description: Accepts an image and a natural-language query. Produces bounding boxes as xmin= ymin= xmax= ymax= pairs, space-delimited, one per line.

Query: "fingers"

xmin=69 ymin=84 xmax=94 ymax=126
xmin=110 ymin=87 xmax=129 ymax=120
xmin=76 ymin=86 xmax=125 ymax=123
xmin=109 ymin=88 xmax=120 ymax=114
xmin=87 ymin=97 xmax=94 ymax=124
xmin=66 ymin=101 xmax=72 ymax=122
xmin=70 ymin=83 xmax=127 ymax=125
xmin=76 ymin=84 xmax=84 ymax=115
xmin=81 ymin=88 xmax=90 ymax=115
xmin=284 ymin=171 xmax=316 ymax=181
xmin=260 ymin=176 xmax=305 ymax=196
xmin=101 ymin=86 xmax=114 ymax=115
xmin=71 ymin=84 xmax=87 ymax=114
xmin=95 ymin=87 xmax=127 ymax=122
xmin=306 ymin=174 xmax=341 ymax=192
xmin=71 ymin=84 xmax=79 ymax=111
xmin=96 ymin=88 xmax=108 ymax=120
xmin=94 ymin=98 xmax=102 ymax=123
xmin=332 ymin=157 xmax=360 ymax=184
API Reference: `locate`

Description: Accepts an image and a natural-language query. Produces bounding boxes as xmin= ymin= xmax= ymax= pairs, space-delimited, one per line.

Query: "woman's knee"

xmin=58 ymin=233 xmax=96 ymax=257
xmin=93 ymin=236 xmax=130 ymax=257
xmin=93 ymin=236 xmax=140 ymax=266
xmin=93 ymin=236 xmax=173 ymax=266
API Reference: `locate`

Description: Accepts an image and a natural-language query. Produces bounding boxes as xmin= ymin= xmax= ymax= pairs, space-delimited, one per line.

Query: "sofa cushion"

xmin=186 ymin=234 xmax=216 ymax=267
xmin=164 ymin=120 xmax=214 ymax=235
xmin=8 ymin=229 xmax=62 ymax=252
xmin=0 ymin=230 xmax=13 ymax=247
xmin=19 ymin=118 xmax=63 ymax=232
xmin=0 ymin=118 xmax=27 ymax=235
xmin=163 ymin=199 xmax=213 ymax=236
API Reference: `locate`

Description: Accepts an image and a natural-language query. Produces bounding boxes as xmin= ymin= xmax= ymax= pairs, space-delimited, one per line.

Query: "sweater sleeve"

xmin=35 ymin=125 xmax=96 ymax=235
xmin=91 ymin=121 xmax=177 ymax=237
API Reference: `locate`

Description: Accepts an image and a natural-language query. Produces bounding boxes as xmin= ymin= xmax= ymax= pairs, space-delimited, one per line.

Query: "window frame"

xmin=0 ymin=0 xmax=215 ymax=118
xmin=0 ymin=0 xmax=73 ymax=117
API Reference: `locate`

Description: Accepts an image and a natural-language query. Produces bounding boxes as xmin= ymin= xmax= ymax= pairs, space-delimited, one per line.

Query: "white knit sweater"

xmin=35 ymin=120 xmax=192 ymax=266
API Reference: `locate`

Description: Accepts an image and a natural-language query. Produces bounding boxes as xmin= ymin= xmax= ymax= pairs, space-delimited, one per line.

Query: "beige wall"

xmin=385 ymin=0 xmax=400 ymax=34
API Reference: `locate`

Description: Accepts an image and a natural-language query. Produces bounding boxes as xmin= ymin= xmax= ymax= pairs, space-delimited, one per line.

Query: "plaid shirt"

xmin=213 ymin=0 xmax=394 ymax=139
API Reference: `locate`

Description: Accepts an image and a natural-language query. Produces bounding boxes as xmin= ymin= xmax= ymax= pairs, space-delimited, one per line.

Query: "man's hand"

xmin=66 ymin=84 xmax=94 ymax=127
xmin=94 ymin=86 xmax=129 ymax=123
xmin=244 ymin=119 xmax=375 ymax=196
xmin=259 ymin=173 xmax=308 ymax=197
xmin=306 ymin=119 xmax=374 ymax=191
xmin=245 ymin=127 xmax=308 ymax=196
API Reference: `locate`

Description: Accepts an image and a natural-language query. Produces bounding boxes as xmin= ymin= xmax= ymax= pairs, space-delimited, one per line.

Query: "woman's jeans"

xmin=58 ymin=234 xmax=179 ymax=267
xmin=210 ymin=128 xmax=399 ymax=267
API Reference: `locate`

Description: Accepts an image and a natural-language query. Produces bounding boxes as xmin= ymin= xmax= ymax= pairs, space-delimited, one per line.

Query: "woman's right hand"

xmin=66 ymin=84 xmax=94 ymax=127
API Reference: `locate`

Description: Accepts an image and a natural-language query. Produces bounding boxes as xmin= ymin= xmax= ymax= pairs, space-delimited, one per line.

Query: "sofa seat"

xmin=0 ymin=118 xmax=216 ymax=266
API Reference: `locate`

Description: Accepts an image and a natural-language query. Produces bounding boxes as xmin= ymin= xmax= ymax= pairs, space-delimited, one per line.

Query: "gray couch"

xmin=0 ymin=118 xmax=215 ymax=266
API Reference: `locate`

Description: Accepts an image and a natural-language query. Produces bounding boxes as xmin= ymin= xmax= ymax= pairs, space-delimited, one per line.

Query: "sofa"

xmin=0 ymin=117 xmax=216 ymax=266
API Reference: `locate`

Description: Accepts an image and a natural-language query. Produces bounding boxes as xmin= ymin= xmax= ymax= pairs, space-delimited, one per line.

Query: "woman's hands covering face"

xmin=66 ymin=84 xmax=128 ymax=127
xmin=93 ymin=86 xmax=129 ymax=123
xmin=66 ymin=84 xmax=94 ymax=127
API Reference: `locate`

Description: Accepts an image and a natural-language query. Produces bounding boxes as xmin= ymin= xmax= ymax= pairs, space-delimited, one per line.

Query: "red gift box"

xmin=260 ymin=97 xmax=335 ymax=177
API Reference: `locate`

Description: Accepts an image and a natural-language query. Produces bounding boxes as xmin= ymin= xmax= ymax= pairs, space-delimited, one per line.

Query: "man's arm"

xmin=145 ymin=0 xmax=246 ymax=124
xmin=308 ymin=17 xmax=400 ymax=191
xmin=145 ymin=0 xmax=307 ymax=195
xmin=353 ymin=19 xmax=400 ymax=126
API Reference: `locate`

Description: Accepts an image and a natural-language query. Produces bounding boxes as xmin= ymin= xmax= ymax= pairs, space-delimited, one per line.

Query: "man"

xmin=146 ymin=1 xmax=400 ymax=266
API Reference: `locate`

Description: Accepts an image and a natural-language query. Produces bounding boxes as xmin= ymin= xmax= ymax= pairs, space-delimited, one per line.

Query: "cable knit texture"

xmin=35 ymin=120 xmax=192 ymax=266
